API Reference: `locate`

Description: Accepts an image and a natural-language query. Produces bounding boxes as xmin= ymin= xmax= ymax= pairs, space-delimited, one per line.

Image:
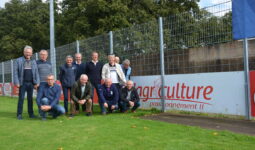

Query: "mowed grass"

xmin=0 ymin=97 xmax=254 ymax=150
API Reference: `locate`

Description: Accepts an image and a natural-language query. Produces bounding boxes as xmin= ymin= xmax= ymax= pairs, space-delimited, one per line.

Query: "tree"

xmin=0 ymin=0 xmax=50 ymax=61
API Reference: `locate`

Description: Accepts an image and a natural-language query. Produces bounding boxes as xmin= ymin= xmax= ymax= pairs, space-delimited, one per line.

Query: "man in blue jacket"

xmin=59 ymin=55 xmax=77 ymax=113
xmin=14 ymin=45 xmax=40 ymax=120
xmin=36 ymin=74 xmax=65 ymax=120
xmin=98 ymin=78 xmax=119 ymax=115
xmin=121 ymin=59 xmax=132 ymax=81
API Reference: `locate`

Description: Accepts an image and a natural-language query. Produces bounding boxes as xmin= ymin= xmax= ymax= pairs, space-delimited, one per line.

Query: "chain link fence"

xmin=0 ymin=0 xmax=251 ymax=93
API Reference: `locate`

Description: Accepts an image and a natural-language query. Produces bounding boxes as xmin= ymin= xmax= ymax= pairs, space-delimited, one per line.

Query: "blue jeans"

xmin=99 ymin=101 xmax=118 ymax=113
xmin=39 ymin=97 xmax=65 ymax=118
xmin=119 ymin=101 xmax=140 ymax=112
xmin=62 ymin=86 xmax=71 ymax=113
xmin=17 ymin=82 xmax=34 ymax=116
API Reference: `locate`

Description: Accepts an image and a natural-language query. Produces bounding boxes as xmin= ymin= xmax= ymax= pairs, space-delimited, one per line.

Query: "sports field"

xmin=0 ymin=96 xmax=254 ymax=150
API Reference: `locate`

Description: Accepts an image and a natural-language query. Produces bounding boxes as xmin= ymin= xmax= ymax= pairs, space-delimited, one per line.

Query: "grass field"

xmin=0 ymin=96 xmax=254 ymax=150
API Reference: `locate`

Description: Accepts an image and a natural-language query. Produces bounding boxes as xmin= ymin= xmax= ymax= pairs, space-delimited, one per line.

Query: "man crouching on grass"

xmin=120 ymin=80 xmax=140 ymax=113
xmin=36 ymin=74 xmax=65 ymax=121
xmin=99 ymin=78 xmax=119 ymax=115
xmin=70 ymin=74 xmax=93 ymax=117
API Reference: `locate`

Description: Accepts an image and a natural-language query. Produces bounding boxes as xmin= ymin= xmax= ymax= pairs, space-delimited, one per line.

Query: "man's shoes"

xmin=69 ymin=114 xmax=74 ymax=118
xmin=41 ymin=117 xmax=47 ymax=121
xmin=101 ymin=112 xmax=106 ymax=115
xmin=29 ymin=114 xmax=37 ymax=119
xmin=17 ymin=115 xmax=22 ymax=120
xmin=86 ymin=112 xmax=92 ymax=117
xmin=131 ymin=110 xmax=136 ymax=113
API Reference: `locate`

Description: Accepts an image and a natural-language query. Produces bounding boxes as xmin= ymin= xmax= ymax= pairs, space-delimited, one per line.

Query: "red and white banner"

xmin=0 ymin=83 xmax=2 ymax=96
xmin=249 ymin=71 xmax=255 ymax=117
xmin=132 ymin=71 xmax=247 ymax=116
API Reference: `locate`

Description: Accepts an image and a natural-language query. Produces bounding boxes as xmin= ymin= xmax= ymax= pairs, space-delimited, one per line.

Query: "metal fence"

xmin=0 ymin=0 xmax=247 ymax=89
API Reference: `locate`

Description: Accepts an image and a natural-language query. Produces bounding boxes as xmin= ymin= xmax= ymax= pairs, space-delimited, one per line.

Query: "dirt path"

xmin=141 ymin=113 xmax=255 ymax=136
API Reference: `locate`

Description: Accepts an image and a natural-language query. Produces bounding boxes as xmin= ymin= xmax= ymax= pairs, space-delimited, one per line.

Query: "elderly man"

xmin=120 ymin=80 xmax=140 ymax=113
xmin=115 ymin=56 xmax=120 ymax=64
xmin=73 ymin=53 xmax=86 ymax=81
xmin=98 ymin=78 xmax=119 ymax=115
xmin=70 ymin=74 xmax=93 ymax=117
xmin=36 ymin=50 xmax=53 ymax=89
xmin=102 ymin=54 xmax=126 ymax=87
xmin=59 ymin=55 xmax=77 ymax=113
xmin=14 ymin=45 xmax=40 ymax=120
xmin=121 ymin=59 xmax=132 ymax=81
xmin=36 ymin=74 xmax=65 ymax=120
xmin=85 ymin=51 xmax=104 ymax=103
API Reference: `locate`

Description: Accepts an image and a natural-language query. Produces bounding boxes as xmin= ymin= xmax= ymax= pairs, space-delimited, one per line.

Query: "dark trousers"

xmin=91 ymin=83 xmax=101 ymax=110
xmin=39 ymin=97 xmax=65 ymax=118
xmin=99 ymin=101 xmax=118 ymax=113
xmin=119 ymin=101 xmax=140 ymax=112
xmin=17 ymin=82 xmax=34 ymax=116
xmin=113 ymin=83 xmax=122 ymax=111
xmin=62 ymin=86 xmax=71 ymax=113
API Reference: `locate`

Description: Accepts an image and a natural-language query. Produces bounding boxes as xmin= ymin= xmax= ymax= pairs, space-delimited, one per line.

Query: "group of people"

xmin=14 ymin=45 xmax=140 ymax=120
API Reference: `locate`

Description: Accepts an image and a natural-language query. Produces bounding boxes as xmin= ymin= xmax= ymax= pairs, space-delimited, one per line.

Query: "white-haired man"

xmin=98 ymin=78 xmax=119 ymax=115
xmin=14 ymin=45 xmax=40 ymax=120
xmin=70 ymin=74 xmax=93 ymax=117
xmin=120 ymin=80 xmax=140 ymax=113
xmin=59 ymin=55 xmax=77 ymax=113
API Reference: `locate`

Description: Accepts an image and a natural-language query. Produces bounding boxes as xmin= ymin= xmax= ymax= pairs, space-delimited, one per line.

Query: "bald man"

xmin=14 ymin=45 xmax=40 ymax=120
xmin=120 ymin=80 xmax=140 ymax=113
xmin=98 ymin=78 xmax=119 ymax=115
xmin=70 ymin=74 xmax=93 ymax=117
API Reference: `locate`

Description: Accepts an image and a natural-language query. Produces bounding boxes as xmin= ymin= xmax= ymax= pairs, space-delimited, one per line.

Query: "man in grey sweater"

xmin=36 ymin=50 xmax=53 ymax=88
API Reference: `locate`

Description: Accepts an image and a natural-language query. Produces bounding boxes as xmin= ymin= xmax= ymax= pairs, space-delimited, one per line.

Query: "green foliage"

xmin=0 ymin=0 xmax=50 ymax=61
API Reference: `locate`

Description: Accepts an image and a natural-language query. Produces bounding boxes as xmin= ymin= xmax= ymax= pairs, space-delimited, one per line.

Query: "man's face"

xmin=75 ymin=54 xmax=82 ymax=63
xmin=108 ymin=56 xmax=115 ymax=64
xmin=127 ymin=81 xmax=133 ymax=90
xmin=40 ymin=51 xmax=48 ymax=61
xmin=47 ymin=76 xmax=55 ymax=86
xmin=115 ymin=57 xmax=120 ymax=64
xmin=92 ymin=53 xmax=98 ymax=61
xmin=66 ymin=58 xmax=73 ymax=65
xmin=124 ymin=63 xmax=129 ymax=69
xmin=24 ymin=49 xmax=33 ymax=59
xmin=80 ymin=77 xmax=88 ymax=85
xmin=105 ymin=79 xmax=112 ymax=87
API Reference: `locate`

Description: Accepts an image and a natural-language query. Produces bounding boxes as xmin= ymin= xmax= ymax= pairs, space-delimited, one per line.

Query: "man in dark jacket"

xmin=71 ymin=74 xmax=93 ymax=117
xmin=59 ymin=55 xmax=77 ymax=113
xmin=14 ymin=45 xmax=40 ymax=120
xmin=85 ymin=51 xmax=104 ymax=101
xmin=98 ymin=78 xmax=119 ymax=115
xmin=36 ymin=74 xmax=65 ymax=120
xmin=120 ymin=80 xmax=140 ymax=113
xmin=73 ymin=53 xmax=86 ymax=81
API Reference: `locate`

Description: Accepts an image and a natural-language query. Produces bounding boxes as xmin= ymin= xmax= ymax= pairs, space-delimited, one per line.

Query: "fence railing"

xmin=0 ymin=0 xmax=245 ymax=89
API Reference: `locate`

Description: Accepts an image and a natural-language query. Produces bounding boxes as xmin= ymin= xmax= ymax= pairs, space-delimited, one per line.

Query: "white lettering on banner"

xmin=4 ymin=83 xmax=12 ymax=96
xmin=131 ymin=71 xmax=247 ymax=116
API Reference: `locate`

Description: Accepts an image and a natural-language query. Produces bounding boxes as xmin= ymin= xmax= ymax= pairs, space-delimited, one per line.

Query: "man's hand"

xmin=104 ymin=102 xmax=108 ymax=108
xmin=78 ymin=100 xmax=86 ymax=105
xmin=16 ymin=84 xmax=20 ymax=88
xmin=34 ymin=84 xmax=39 ymax=90
xmin=129 ymin=101 xmax=134 ymax=107
xmin=41 ymin=105 xmax=52 ymax=111
xmin=111 ymin=105 xmax=115 ymax=110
